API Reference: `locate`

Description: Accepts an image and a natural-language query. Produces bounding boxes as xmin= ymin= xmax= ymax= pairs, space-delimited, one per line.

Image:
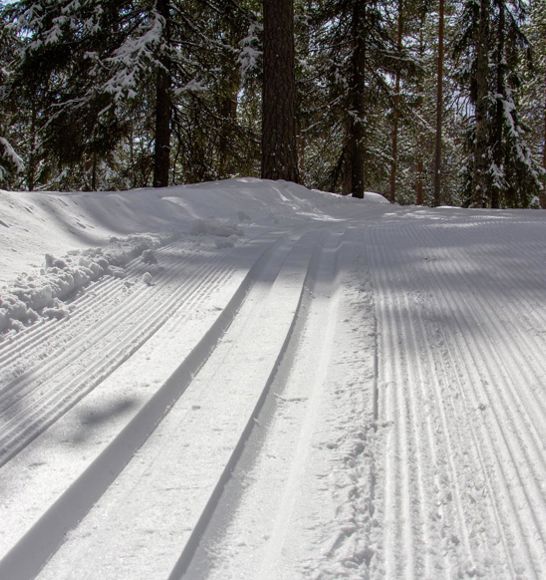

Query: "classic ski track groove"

xmin=182 ymin=229 xmax=353 ymax=580
xmin=0 ymin=234 xmax=290 ymax=580
xmin=253 ymin=231 xmax=346 ymax=580
xmin=0 ymin=256 xmax=235 ymax=464
xmin=32 ymin=230 xmax=321 ymax=580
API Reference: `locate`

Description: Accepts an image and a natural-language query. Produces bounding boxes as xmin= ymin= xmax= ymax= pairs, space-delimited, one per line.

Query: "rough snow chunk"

xmin=191 ymin=219 xmax=243 ymax=238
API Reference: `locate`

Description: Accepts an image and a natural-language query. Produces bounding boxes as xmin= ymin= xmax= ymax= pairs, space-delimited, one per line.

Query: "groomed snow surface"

xmin=0 ymin=179 xmax=545 ymax=580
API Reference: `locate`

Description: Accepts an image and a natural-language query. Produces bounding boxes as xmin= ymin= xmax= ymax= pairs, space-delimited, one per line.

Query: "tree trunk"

xmin=348 ymin=1 xmax=366 ymax=198
xmin=540 ymin=70 xmax=546 ymax=209
xmin=153 ymin=0 xmax=171 ymax=188
xmin=389 ymin=0 xmax=403 ymax=204
xmin=28 ymin=102 xmax=37 ymax=191
xmin=415 ymin=157 xmax=424 ymax=204
xmin=415 ymin=11 xmax=426 ymax=205
xmin=341 ymin=139 xmax=352 ymax=194
xmin=261 ymin=0 xmax=299 ymax=182
xmin=432 ymin=0 xmax=445 ymax=206
xmin=218 ymin=70 xmax=240 ymax=177
xmin=491 ymin=0 xmax=505 ymax=209
xmin=472 ymin=0 xmax=490 ymax=207
xmin=91 ymin=150 xmax=98 ymax=191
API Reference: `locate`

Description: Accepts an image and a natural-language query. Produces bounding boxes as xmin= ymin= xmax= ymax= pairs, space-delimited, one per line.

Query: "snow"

xmin=0 ymin=178 xmax=544 ymax=580
xmin=0 ymin=137 xmax=24 ymax=179
xmin=239 ymin=22 xmax=262 ymax=78
xmin=0 ymin=235 xmax=164 ymax=333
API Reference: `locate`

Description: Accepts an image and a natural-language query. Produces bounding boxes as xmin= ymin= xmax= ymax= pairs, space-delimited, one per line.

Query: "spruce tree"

xmin=455 ymin=0 xmax=543 ymax=207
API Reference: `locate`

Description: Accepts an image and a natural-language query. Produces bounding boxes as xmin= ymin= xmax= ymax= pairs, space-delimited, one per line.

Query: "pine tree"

xmin=388 ymin=0 xmax=404 ymax=203
xmin=0 ymin=14 xmax=23 ymax=187
xmin=300 ymin=0 xmax=407 ymax=198
xmin=455 ymin=0 xmax=543 ymax=207
xmin=521 ymin=0 xmax=546 ymax=208
xmin=3 ymin=0 xmax=248 ymax=190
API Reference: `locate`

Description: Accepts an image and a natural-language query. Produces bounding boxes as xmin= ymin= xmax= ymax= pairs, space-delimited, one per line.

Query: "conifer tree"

xmin=455 ymin=0 xmax=543 ymax=207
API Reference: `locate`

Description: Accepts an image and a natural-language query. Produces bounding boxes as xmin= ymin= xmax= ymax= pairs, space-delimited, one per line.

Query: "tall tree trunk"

xmin=415 ymin=10 xmax=426 ymax=205
xmin=348 ymin=1 xmax=366 ymax=198
xmin=433 ymin=0 xmax=445 ymax=206
xmin=91 ymin=150 xmax=98 ymax=191
xmin=472 ymin=0 xmax=490 ymax=207
xmin=28 ymin=102 xmax=37 ymax=191
xmin=540 ymin=70 xmax=546 ymax=209
xmin=218 ymin=23 xmax=243 ymax=178
xmin=218 ymin=69 xmax=240 ymax=177
xmin=389 ymin=0 xmax=403 ymax=204
xmin=415 ymin=157 xmax=424 ymax=204
xmin=153 ymin=0 xmax=171 ymax=188
xmin=491 ymin=0 xmax=505 ymax=209
xmin=261 ymin=0 xmax=299 ymax=182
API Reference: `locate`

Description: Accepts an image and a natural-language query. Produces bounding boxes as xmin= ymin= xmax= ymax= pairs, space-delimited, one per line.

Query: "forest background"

xmin=0 ymin=0 xmax=544 ymax=208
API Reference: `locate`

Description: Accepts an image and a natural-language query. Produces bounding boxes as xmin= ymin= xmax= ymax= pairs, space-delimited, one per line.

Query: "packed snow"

xmin=0 ymin=179 xmax=544 ymax=580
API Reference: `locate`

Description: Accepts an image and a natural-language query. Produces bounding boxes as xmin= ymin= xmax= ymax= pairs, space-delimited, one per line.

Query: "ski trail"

xmin=0 ymin=242 xmax=246 ymax=465
xmin=34 ymin=231 xmax=321 ymax=580
xmin=253 ymin=232 xmax=347 ymax=580
xmin=0 ymin=235 xmax=286 ymax=580
xmin=366 ymin=221 xmax=546 ymax=579
xmin=183 ymin=229 xmax=380 ymax=580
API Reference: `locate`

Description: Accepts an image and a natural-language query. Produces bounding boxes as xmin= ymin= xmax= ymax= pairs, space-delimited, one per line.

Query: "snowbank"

xmin=0 ymin=235 xmax=163 ymax=333
xmin=0 ymin=178 xmax=395 ymax=336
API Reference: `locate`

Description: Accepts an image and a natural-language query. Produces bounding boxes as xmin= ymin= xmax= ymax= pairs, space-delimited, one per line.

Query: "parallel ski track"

xmin=0 ymin=240 xmax=258 ymax=465
xmin=0 ymin=233 xmax=289 ymax=580
xmin=367 ymin=222 xmax=545 ymax=579
xmin=33 ymin=230 xmax=321 ymax=580
xmin=182 ymin=229 xmax=354 ymax=580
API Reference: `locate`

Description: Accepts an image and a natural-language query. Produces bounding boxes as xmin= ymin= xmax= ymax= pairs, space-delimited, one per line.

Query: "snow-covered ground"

xmin=0 ymin=179 xmax=545 ymax=579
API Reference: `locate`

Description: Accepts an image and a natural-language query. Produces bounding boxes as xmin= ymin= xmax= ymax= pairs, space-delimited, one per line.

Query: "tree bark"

xmin=153 ymin=0 xmax=171 ymax=188
xmin=28 ymin=102 xmax=37 ymax=191
xmin=540 ymin=70 xmax=546 ymax=209
xmin=91 ymin=150 xmax=98 ymax=191
xmin=415 ymin=11 xmax=426 ymax=205
xmin=432 ymin=0 xmax=445 ymax=206
xmin=348 ymin=1 xmax=366 ymax=198
xmin=491 ymin=0 xmax=505 ymax=209
xmin=261 ymin=0 xmax=299 ymax=182
xmin=389 ymin=0 xmax=403 ymax=204
xmin=472 ymin=0 xmax=490 ymax=207
xmin=218 ymin=69 xmax=240 ymax=177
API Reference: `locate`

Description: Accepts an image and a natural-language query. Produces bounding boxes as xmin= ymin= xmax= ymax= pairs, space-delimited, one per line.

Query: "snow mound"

xmin=363 ymin=191 xmax=391 ymax=204
xmin=190 ymin=218 xmax=243 ymax=238
xmin=0 ymin=234 xmax=163 ymax=335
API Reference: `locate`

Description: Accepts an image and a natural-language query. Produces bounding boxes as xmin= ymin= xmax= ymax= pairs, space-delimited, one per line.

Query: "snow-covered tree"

xmin=455 ymin=0 xmax=544 ymax=207
xmin=3 ymin=0 xmax=255 ymax=189
xmin=0 ymin=13 xmax=24 ymax=187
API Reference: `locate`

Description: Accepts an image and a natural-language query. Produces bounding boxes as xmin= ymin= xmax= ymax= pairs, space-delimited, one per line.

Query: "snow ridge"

xmin=0 ymin=234 xmax=164 ymax=335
